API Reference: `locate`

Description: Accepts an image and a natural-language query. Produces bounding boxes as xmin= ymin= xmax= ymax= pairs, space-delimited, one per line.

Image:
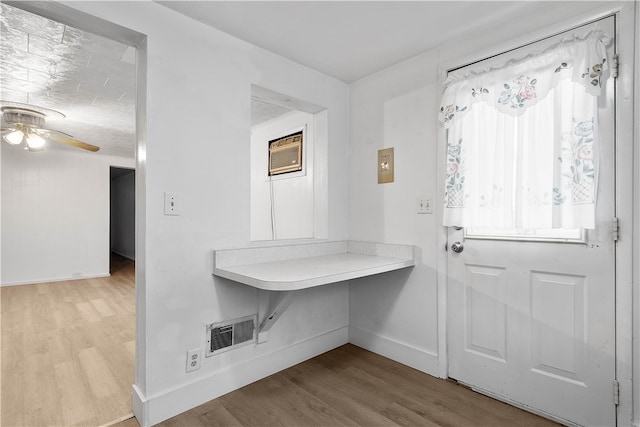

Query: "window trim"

xmin=464 ymin=227 xmax=586 ymax=244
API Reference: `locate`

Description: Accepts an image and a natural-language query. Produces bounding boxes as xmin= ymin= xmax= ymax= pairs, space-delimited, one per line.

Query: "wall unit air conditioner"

xmin=268 ymin=131 xmax=303 ymax=176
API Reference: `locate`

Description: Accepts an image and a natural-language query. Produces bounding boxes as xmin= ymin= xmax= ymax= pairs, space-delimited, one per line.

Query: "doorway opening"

xmin=110 ymin=167 xmax=136 ymax=274
xmin=1 ymin=2 xmax=146 ymax=426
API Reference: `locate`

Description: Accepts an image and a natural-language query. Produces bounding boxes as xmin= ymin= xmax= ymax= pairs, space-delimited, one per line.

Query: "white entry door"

xmin=446 ymin=17 xmax=616 ymax=427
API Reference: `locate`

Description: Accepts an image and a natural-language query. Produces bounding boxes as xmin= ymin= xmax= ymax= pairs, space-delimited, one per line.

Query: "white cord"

xmin=269 ymin=177 xmax=276 ymax=240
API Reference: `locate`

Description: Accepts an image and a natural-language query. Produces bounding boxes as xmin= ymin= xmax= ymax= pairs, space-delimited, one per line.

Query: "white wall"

xmin=349 ymin=62 xmax=440 ymax=373
xmin=1 ymin=144 xmax=134 ymax=285
xmin=250 ymin=110 xmax=315 ymax=241
xmin=62 ymin=2 xmax=349 ymax=426
xmin=111 ymin=169 xmax=135 ymax=260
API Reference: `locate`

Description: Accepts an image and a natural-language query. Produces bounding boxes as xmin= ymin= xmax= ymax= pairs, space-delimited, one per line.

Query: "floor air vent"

xmin=206 ymin=315 xmax=256 ymax=356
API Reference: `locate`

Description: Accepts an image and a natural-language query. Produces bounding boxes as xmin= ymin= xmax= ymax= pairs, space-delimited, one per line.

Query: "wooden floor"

xmin=1 ymin=254 xmax=135 ymax=427
xmin=117 ymin=344 xmax=558 ymax=427
xmin=3 ymin=258 xmax=558 ymax=427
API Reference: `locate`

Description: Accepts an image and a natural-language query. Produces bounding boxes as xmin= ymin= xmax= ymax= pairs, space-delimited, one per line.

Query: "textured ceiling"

xmin=0 ymin=2 xmax=136 ymax=157
xmin=0 ymin=2 xmax=291 ymax=155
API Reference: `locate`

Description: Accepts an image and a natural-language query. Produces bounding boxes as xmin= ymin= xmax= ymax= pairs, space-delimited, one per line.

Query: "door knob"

xmin=451 ymin=242 xmax=464 ymax=253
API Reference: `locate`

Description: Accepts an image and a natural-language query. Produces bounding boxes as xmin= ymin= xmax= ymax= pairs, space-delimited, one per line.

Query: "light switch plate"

xmin=164 ymin=192 xmax=179 ymax=216
xmin=417 ymin=198 xmax=433 ymax=214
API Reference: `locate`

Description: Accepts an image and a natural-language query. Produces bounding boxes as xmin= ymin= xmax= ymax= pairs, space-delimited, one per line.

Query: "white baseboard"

xmin=131 ymin=384 xmax=147 ymax=427
xmin=1 ymin=273 xmax=110 ymax=287
xmin=349 ymin=326 xmax=439 ymax=377
xmin=134 ymin=326 xmax=349 ymax=427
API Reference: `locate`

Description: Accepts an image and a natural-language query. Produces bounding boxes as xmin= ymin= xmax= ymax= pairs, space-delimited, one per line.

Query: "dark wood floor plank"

xmin=312 ymin=347 xmax=475 ymax=426
xmin=217 ymin=387 xmax=288 ymax=427
xmin=333 ymin=345 xmax=549 ymax=426
xmin=195 ymin=400 xmax=244 ymax=427
xmin=150 ymin=344 xmax=559 ymax=427
xmin=321 ymin=346 xmax=520 ymax=426
xmin=283 ymin=361 xmax=399 ymax=426
xmin=273 ymin=370 xmax=362 ymax=426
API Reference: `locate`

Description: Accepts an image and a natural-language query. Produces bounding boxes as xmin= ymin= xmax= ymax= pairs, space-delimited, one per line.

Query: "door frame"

xmin=435 ymin=2 xmax=635 ymax=424
xmin=5 ymin=0 xmax=149 ymax=420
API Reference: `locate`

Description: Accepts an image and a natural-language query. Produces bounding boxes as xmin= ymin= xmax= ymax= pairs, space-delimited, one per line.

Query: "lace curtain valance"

xmin=438 ymin=31 xmax=610 ymax=128
xmin=440 ymin=31 xmax=611 ymax=230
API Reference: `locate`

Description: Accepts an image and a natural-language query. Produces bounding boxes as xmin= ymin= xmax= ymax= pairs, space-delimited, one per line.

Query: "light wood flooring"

xmin=1 ymin=254 xmax=135 ymax=427
xmin=116 ymin=344 xmax=558 ymax=427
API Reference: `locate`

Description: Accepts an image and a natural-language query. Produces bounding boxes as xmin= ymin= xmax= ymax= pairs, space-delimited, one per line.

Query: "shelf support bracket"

xmin=257 ymin=290 xmax=292 ymax=343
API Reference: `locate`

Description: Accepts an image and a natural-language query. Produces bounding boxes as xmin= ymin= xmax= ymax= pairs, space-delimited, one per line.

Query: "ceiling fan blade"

xmin=36 ymin=129 xmax=100 ymax=152
xmin=1 ymin=127 xmax=17 ymax=132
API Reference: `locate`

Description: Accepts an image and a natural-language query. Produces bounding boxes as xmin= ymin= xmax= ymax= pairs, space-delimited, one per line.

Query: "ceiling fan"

xmin=0 ymin=101 xmax=100 ymax=152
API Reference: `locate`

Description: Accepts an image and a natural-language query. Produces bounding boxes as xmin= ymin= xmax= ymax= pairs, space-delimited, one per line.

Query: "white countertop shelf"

xmin=213 ymin=241 xmax=415 ymax=291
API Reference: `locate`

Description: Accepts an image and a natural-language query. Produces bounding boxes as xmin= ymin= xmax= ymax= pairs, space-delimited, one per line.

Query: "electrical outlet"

xmin=417 ymin=198 xmax=433 ymax=214
xmin=186 ymin=348 xmax=201 ymax=372
xmin=164 ymin=192 xmax=179 ymax=216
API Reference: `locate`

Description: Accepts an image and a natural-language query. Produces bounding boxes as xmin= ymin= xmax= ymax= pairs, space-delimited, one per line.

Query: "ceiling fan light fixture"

xmin=1 ymin=103 xmax=99 ymax=152
xmin=3 ymin=129 xmax=24 ymax=145
xmin=25 ymin=133 xmax=46 ymax=150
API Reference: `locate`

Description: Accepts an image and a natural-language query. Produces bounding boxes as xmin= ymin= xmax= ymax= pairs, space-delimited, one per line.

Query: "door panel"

xmin=464 ymin=265 xmax=507 ymax=361
xmin=530 ymin=271 xmax=586 ymax=384
xmin=447 ymin=16 xmax=616 ymax=427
